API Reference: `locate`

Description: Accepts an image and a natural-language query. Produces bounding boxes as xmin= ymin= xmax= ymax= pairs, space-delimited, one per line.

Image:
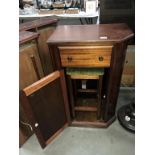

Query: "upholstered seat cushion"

xmin=66 ymin=68 xmax=104 ymax=76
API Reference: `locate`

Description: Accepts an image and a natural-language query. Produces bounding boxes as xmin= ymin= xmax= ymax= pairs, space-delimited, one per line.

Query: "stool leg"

xmin=97 ymin=75 xmax=103 ymax=119
xmin=67 ymin=75 xmax=75 ymax=118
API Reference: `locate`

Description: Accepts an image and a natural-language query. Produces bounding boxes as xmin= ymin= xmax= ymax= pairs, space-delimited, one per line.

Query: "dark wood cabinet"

xmin=20 ymin=18 xmax=58 ymax=75
xmin=100 ymin=0 xmax=135 ymax=44
xmin=19 ymin=32 xmax=44 ymax=89
xmin=19 ymin=18 xmax=58 ymax=145
xmin=20 ymin=24 xmax=134 ymax=148
xmin=19 ymin=31 xmax=44 ymax=145
xmin=47 ymin=24 xmax=134 ymax=122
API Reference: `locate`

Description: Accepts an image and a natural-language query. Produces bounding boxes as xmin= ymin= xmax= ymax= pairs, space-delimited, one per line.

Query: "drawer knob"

xmin=98 ymin=56 xmax=104 ymax=61
xmin=67 ymin=56 xmax=72 ymax=62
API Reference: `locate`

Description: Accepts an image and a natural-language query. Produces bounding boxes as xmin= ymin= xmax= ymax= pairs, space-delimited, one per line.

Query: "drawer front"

xmin=59 ymin=46 xmax=113 ymax=67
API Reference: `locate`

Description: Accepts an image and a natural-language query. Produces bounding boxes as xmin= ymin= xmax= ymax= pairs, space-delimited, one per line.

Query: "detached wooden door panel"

xmin=20 ymin=70 xmax=71 ymax=148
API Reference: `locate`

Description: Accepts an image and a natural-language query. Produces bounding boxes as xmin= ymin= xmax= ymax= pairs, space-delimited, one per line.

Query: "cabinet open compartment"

xmin=66 ymin=68 xmax=104 ymax=123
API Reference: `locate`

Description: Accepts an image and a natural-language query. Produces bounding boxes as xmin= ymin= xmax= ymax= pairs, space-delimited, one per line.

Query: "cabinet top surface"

xmin=47 ymin=23 xmax=134 ymax=44
xmin=19 ymin=18 xmax=58 ymax=32
xmin=19 ymin=31 xmax=39 ymax=45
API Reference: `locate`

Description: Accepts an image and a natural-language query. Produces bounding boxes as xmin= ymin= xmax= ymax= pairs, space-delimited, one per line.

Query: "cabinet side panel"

xmin=37 ymin=26 xmax=56 ymax=75
xmin=104 ymin=42 xmax=128 ymax=121
xmin=121 ymin=45 xmax=135 ymax=86
xmin=19 ymin=42 xmax=43 ymax=89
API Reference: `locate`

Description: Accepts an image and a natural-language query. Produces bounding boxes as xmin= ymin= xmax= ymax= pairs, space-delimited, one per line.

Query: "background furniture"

xmin=121 ymin=45 xmax=135 ymax=86
xmin=20 ymin=18 xmax=58 ymax=75
xmin=19 ymin=10 xmax=99 ymax=24
xmin=19 ymin=18 xmax=58 ymax=146
xmin=100 ymin=0 xmax=135 ymax=44
xmin=19 ymin=31 xmax=44 ymax=146
xmin=100 ymin=0 xmax=135 ymax=86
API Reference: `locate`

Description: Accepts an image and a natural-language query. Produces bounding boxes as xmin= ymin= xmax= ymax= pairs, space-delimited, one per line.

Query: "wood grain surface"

xmin=24 ymin=71 xmax=60 ymax=96
xmin=19 ymin=31 xmax=39 ymax=45
xmin=59 ymin=46 xmax=112 ymax=67
xmin=19 ymin=18 xmax=58 ymax=31
xmin=47 ymin=23 xmax=134 ymax=44
xmin=19 ymin=42 xmax=44 ymax=89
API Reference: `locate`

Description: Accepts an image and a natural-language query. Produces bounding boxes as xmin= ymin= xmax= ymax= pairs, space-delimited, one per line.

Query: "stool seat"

xmin=66 ymin=68 xmax=104 ymax=79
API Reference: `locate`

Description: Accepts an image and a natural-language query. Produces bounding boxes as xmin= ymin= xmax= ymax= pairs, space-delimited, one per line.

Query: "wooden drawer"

xmin=59 ymin=46 xmax=113 ymax=67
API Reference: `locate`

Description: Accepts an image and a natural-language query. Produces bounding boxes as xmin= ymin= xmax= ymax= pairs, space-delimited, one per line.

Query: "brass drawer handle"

xmin=98 ymin=56 xmax=104 ymax=61
xmin=67 ymin=56 xmax=72 ymax=62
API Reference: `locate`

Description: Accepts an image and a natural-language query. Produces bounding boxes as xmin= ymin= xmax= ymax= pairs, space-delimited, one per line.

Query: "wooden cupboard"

xmin=19 ymin=18 xmax=58 ymax=75
xmin=20 ymin=23 xmax=134 ymax=148
xmin=19 ymin=31 xmax=44 ymax=146
xmin=19 ymin=18 xmax=58 ymax=146
xmin=19 ymin=31 xmax=44 ymax=88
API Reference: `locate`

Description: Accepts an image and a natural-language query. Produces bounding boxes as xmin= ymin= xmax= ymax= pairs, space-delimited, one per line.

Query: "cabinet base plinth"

xmin=71 ymin=116 xmax=116 ymax=128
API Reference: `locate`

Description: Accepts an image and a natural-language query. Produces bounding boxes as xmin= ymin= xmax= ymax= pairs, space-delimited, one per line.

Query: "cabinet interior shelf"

xmin=75 ymin=98 xmax=97 ymax=107
xmin=74 ymin=106 xmax=97 ymax=112
xmin=74 ymin=98 xmax=99 ymax=122
xmin=77 ymin=89 xmax=97 ymax=93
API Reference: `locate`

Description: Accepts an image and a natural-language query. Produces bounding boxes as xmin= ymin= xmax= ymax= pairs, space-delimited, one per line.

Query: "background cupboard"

xmin=19 ymin=31 xmax=43 ymax=146
xmin=20 ymin=18 xmax=58 ymax=75
xmin=19 ymin=18 xmax=58 ymax=146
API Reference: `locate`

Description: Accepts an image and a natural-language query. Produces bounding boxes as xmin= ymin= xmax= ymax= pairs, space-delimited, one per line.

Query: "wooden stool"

xmin=66 ymin=68 xmax=104 ymax=120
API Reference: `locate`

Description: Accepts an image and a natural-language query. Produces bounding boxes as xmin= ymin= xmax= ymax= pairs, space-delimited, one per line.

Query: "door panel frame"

xmin=20 ymin=70 xmax=71 ymax=148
